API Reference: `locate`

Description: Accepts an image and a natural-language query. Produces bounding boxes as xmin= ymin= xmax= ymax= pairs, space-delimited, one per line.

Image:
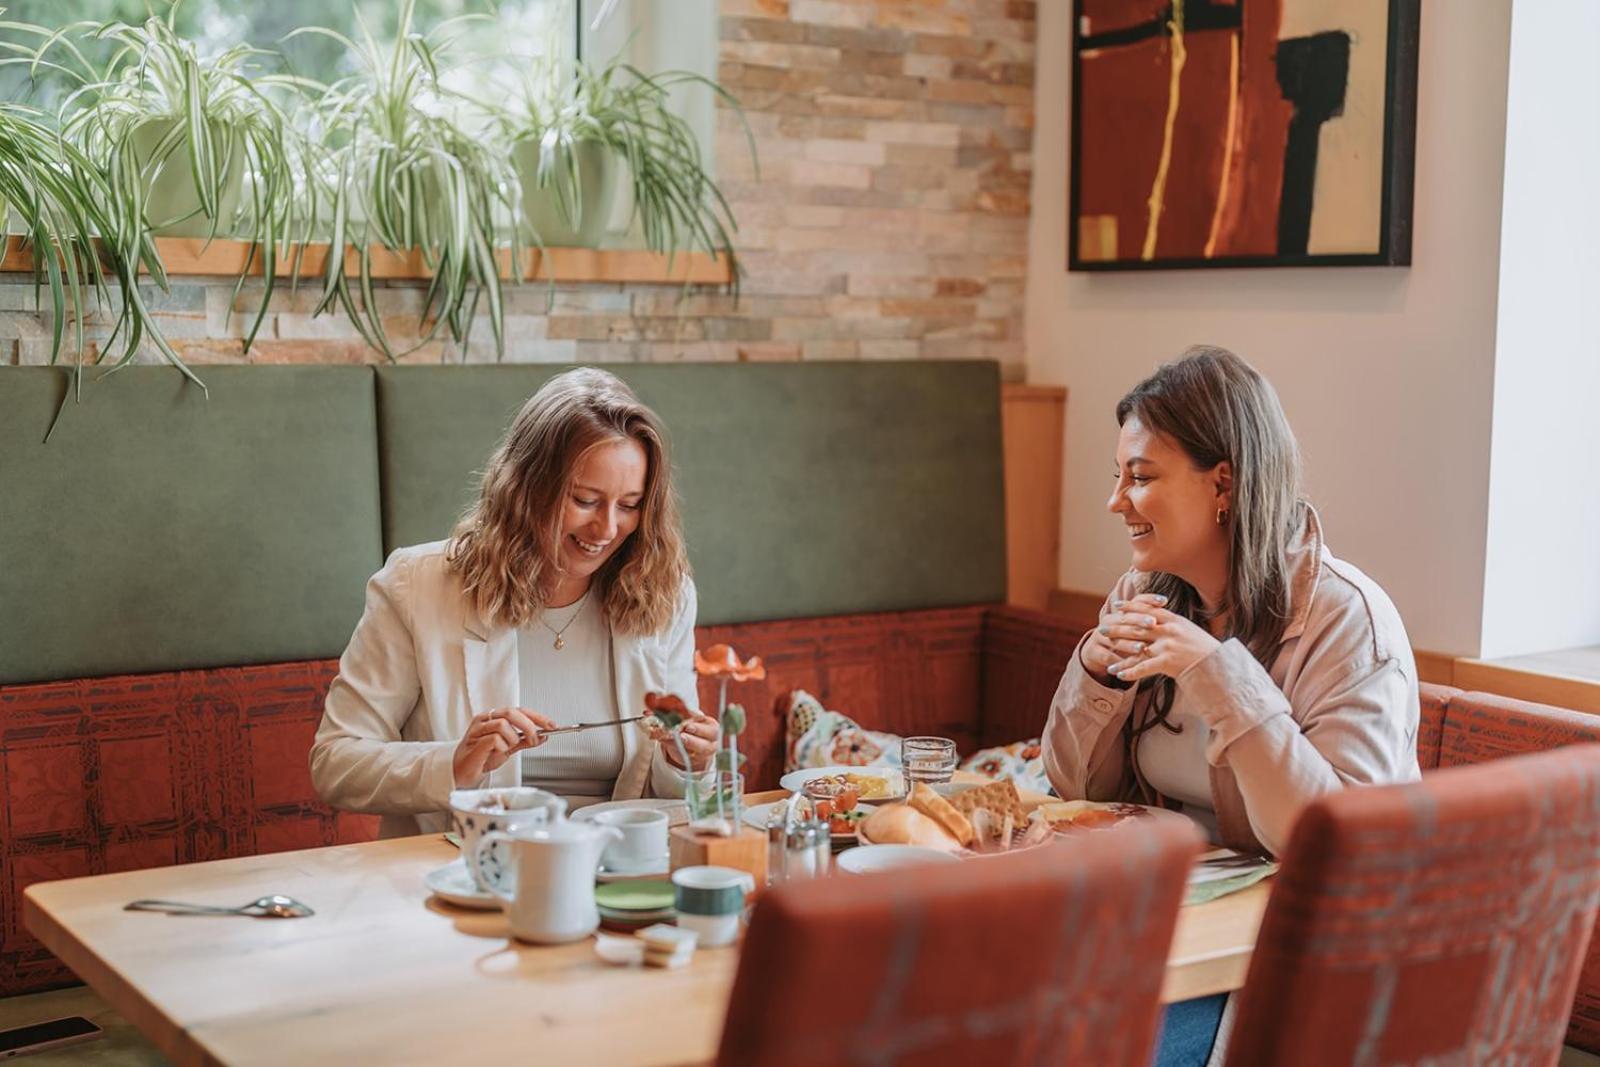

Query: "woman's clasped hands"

xmin=1084 ymin=593 xmax=1222 ymax=686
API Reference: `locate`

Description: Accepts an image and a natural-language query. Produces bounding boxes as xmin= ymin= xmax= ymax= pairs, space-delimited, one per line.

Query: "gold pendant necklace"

xmin=537 ymin=589 xmax=591 ymax=651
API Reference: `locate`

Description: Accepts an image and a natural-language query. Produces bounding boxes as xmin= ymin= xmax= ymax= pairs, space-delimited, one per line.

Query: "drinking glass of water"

xmin=902 ymin=736 xmax=957 ymax=786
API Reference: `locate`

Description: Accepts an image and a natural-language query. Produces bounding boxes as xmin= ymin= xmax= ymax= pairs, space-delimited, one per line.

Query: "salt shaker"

xmin=766 ymin=802 xmax=790 ymax=885
xmin=785 ymin=819 xmax=830 ymax=879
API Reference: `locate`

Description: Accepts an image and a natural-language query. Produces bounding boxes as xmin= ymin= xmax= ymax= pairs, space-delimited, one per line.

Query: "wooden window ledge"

xmin=0 ymin=236 xmax=733 ymax=287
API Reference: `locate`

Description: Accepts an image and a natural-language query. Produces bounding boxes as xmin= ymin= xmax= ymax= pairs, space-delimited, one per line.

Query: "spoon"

xmin=124 ymin=894 xmax=314 ymax=918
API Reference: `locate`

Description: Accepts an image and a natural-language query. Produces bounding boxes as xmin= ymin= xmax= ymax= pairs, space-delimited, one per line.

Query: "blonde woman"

xmin=311 ymin=368 xmax=718 ymax=837
xmin=1043 ymin=346 xmax=1420 ymax=1066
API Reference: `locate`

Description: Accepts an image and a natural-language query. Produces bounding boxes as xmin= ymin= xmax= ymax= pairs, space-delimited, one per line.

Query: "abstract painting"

xmin=1069 ymin=0 xmax=1419 ymax=270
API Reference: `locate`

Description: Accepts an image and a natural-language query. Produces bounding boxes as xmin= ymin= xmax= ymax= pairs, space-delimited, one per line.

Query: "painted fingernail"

xmin=1098 ymin=624 xmax=1110 ymax=635
xmin=1112 ymin=599 xmax=1126 ymax=609
xmin=1140 ymin=616 xmax=1157 ymax=627
xmin=1151 ymin=595 xmax=1168 ymax=606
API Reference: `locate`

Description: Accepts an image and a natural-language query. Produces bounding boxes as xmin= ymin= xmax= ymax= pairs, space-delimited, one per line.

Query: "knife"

xmin=523 ymin=714 xmax=651 ymax=737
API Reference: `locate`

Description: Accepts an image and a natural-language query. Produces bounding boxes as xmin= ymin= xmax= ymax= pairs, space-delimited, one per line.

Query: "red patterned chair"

xmin=1226 ymin=744 xmax=1600 ymax=1066
xmin=718 ymin=817 xmax=1203 ymax=1067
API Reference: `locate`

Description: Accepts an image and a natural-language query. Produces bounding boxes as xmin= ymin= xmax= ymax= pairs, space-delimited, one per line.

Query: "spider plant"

xmin=0 ymin=110 xmax=202 ymax=443
xmin=32 ymin=7 xmax=318 ymax=352
xmin=291 ymin=0 xmax=522 ymax=361
xmin=0 ymin=50 xmax=190 ymax=434
xmin=499 ymin=56 xmax=754 ymax=285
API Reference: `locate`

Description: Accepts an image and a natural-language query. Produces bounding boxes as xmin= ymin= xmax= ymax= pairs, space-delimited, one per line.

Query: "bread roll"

xmin=907 ymin=783 xmax=976 ymax=847
xmin=860 ymin=803 xmax=962 ymax=851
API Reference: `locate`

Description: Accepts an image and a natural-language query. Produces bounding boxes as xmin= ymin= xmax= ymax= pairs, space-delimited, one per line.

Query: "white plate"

xmin=424 ymin=859 xmax=501 ymax=910
xmin=741 ymin=798 xmax=792 ymax=830
xmin=571 ymin=799 xmax=688 ymax=826
xmin=743 ymin=799 xmax=862 ymax=843
xmin=777 ymin=766 xmax=905 ymax=802
xmin=837 ymin=844 xmax=961 ymax=874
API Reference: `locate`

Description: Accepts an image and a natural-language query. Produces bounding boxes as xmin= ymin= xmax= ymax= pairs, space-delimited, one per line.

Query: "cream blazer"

xmin=1042 ymin=507 xmax=1421 ymax=857
xmin=310 ymin=541 xmax=700 ymax=838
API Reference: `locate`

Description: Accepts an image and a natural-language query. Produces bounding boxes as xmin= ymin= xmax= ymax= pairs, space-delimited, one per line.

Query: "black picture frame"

xmin=1068 ymin=0 xmax=1420 ymax=271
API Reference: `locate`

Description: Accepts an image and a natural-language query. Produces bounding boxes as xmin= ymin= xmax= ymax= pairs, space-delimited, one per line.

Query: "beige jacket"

xmin=1042 ymin=508 xmax=1420 ymax=856
xmin=310 ymin=542 xmax=700 ymax=838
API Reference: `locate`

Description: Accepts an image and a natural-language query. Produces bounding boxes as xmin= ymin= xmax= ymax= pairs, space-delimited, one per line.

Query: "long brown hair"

xmin=1117 ymin=345 xmax=1304 ymax=746
xmin=446 ymin=368 xmax=689 ymax=635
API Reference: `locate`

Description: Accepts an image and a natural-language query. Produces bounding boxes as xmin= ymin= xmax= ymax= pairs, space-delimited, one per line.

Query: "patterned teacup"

xmin=450 ymin=787 xmax=566 ymax=893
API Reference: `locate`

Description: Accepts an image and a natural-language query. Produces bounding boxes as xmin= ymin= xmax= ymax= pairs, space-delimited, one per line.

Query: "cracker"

xmin=949 ymin=779 xmax=1027 ymax=827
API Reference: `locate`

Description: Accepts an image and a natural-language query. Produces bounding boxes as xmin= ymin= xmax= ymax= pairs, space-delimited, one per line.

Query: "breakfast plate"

xmin=777 ymin=766 xmax=905 ymax=802
xmin=1031 ymin=799 xmax=1157 ymax=833
xmin=424 ymin=859 xmax=501 ymax=910
xmin=743 ymin=798 xmax=862 ymax=845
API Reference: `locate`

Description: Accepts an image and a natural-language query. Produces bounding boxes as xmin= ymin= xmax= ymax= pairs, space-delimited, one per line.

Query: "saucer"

xmin=596 ymin=854 xmax=670 ymax=881
xmin=423 ymin=859 xmax=501 ymax=910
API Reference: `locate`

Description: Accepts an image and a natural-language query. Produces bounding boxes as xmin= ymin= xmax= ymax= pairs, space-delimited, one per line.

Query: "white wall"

xmin=1479 ymin=0 xmax=1600 ymax=658
xmin=1024 ymin=0 xmax=1513 ymax=656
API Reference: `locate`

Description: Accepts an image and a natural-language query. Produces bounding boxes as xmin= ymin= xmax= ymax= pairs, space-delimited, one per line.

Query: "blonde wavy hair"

xmin=446 ymin=368 xmax=689 ymax=635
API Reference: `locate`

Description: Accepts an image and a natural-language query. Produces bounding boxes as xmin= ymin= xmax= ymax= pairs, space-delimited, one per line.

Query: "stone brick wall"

xmin=0 ymin=1 xmax=1035 ymax=377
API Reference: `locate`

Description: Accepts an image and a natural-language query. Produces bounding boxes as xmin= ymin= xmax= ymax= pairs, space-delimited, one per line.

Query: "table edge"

xmin=24 ymin=883 xmax=225 ymax=1067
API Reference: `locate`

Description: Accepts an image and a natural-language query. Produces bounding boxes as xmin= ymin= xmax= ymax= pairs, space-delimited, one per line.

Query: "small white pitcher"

xmin=472 ymin=817 xmax=621 ymax=944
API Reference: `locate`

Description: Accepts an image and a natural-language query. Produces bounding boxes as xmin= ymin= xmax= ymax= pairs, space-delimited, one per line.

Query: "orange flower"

xmin=645 ymin=691 xmax=693 ymax=717
xmin=694 ymin=644 xmax=766 ymax=682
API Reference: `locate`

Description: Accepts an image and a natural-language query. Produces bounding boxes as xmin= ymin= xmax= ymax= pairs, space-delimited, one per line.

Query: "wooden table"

xmin=25 ymin=808 xmax=1270 ymax=1067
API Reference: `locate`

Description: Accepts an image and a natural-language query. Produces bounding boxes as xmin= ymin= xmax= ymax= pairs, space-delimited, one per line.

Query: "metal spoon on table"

xmin=124 ymin=894 xmax=314 ymax=918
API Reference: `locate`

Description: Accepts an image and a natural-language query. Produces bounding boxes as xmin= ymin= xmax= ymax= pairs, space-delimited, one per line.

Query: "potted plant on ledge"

xmin=38 ymin=10 xmax=316 ymax=352
xmin=497 ymin=56 xmax=754 ymax=284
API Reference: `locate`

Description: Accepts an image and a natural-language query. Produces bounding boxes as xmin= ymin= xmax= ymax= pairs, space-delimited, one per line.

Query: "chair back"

xmin=1227 ymin=745 xmax=1600 ymax=1066
xmin=716 ymin=817 xmax=1203 ymax=1067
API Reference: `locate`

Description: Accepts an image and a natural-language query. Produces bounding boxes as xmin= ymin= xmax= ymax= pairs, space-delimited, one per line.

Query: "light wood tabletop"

xmin=24 ymin=799 xmax=1271 ymax=1067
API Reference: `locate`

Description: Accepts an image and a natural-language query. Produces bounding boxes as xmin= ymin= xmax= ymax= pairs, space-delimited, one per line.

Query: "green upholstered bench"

xmin=0 ymin=361 xmax=1052 ymax=997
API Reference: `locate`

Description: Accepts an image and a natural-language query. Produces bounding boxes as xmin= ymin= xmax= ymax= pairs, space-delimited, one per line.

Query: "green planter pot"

xmin=512 ymin=139 xmax=619 ymax=248
xmin=130 ymin=117 xmax=246 ymax=239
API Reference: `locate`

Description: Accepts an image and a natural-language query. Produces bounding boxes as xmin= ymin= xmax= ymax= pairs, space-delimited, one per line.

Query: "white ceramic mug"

xmin=449 ymin=787 xmax=566 ymax=893
xmin=592 ymin=808 xmax=669 ymax=873
xmin=671 ymin=866 xmax=754 ymax=947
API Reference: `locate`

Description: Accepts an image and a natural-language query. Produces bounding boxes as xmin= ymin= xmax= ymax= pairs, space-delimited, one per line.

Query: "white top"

xmin=1137 ymin=707 xmax=1221 ymax=840
xmin=517 ymin=593 xmax=623 ymax=808
xmin=310 ymin=542 xmax=703 ymax=839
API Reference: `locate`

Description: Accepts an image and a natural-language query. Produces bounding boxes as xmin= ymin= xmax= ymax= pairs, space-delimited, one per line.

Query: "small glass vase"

xmin=686 ymin=769 xmax=744 ymax=837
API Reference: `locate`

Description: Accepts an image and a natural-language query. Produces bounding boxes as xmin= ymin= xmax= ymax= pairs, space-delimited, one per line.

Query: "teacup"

xmin=450 ymin=786 xmax=566 ymax=893
xmin=671 ymin=865 xmax=754 ymax=947
xmin=592 ymin=808 xmax=669 ymax=873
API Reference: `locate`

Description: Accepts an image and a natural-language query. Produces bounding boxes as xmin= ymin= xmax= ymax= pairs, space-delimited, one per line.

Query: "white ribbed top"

xmin=517 ymin=592 xmax=622 ymax=807
xmin=1138 ymin=707 xmax=1221 ymax=839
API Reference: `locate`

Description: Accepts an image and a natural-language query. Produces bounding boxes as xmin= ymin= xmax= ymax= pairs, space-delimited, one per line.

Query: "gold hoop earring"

xmin=1216 ymin=507 xmax=1229 ymax=526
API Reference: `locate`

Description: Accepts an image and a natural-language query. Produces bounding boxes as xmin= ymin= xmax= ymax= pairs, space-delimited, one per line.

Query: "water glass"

xmin=687 ymin=769 xmax=744 ymax=832
xmin=902 ymin=736 xmax=958 ymax=786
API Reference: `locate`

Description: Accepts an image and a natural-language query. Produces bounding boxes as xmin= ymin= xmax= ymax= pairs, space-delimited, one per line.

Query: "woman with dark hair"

xmin=1042 ymin=346 xmax=1420 ymax=1065
xmin=311 ymin=367 xmax=717 ymax=837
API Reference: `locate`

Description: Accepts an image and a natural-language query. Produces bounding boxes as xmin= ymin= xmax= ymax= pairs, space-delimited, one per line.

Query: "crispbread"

xmin=906 ymin=783 xmax=975 ymax=847
xmin=948 ymin=779 xmax=1027 ymax=828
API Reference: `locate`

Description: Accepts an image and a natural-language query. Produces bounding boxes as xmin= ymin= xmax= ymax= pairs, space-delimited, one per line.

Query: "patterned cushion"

xmin=959 ymin=738 xmax=1055 ymax=796
xmin=782 ymin=690 xmax=1054 ymax=795
xmin=783 ymin=690 xmax=902 ymax=773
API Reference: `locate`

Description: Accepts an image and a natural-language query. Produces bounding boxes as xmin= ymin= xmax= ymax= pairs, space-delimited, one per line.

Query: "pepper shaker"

xmin=784 ymin=818 xmax=830 ymax=880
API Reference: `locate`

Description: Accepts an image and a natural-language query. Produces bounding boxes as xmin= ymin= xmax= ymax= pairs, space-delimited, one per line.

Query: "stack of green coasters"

xmin=595 ymin=879 xmax=676 ymax=931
